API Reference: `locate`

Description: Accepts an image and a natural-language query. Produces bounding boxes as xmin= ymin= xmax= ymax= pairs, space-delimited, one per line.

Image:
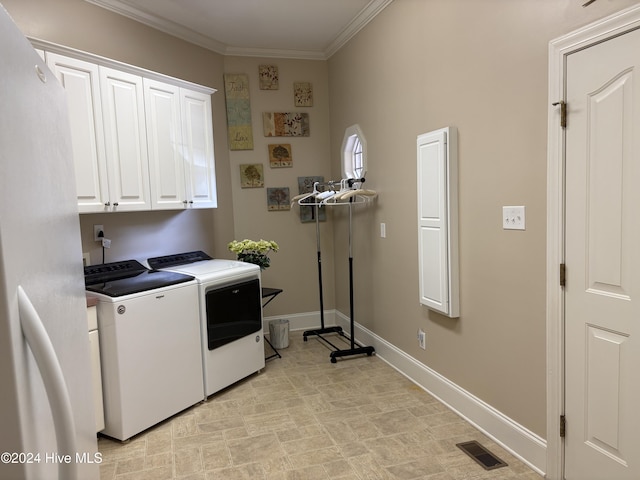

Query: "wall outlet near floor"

xmin=418 ymin=328 xmax=426 ymax=350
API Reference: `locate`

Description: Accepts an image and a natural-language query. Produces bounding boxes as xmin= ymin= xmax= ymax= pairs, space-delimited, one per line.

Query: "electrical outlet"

xmin=418 ymin=328 xmax=426 ymax=350
xmin=94 ymin=224 xmax=104 ymax=242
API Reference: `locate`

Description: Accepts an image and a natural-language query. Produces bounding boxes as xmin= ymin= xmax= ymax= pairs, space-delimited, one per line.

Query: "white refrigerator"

xmin=0 ymin=5 xmax=99 ymax=480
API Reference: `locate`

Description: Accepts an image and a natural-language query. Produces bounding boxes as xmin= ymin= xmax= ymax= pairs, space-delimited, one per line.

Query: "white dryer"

xmin=148 ymin=251 xmax=264 ymax=397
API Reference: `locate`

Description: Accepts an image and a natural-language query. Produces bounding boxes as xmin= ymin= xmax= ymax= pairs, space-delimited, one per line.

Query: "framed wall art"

xmin=239 ymin=164 xmax=264 ymax=188
xmin=259 ymin=65 xmax=279 ymax=90
xmin=268 ymin=144 xmax=292 ymax=168
xmin=223 ymin=74 xmax=254 ymax=150
xmin=293 ymin=81 xmax=313 ymax=107
xmin=297 ymin=176 xmax=326 ymax=223
xmin=267 ymin=187 xmax=290 ymax=211
xmin=263 ymin=112 xmax=310 ymax=137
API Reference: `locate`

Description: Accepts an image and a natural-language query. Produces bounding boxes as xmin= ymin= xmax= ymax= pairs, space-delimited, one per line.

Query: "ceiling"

xmin=85 ymin=0 xmax=393 ymax=60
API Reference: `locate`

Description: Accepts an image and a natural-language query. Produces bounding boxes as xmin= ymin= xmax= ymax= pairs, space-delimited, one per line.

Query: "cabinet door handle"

xmin=113 ymin=202 xmax=119 ymax=207
xmin=104 ymin=202 xmax=111 ymax=207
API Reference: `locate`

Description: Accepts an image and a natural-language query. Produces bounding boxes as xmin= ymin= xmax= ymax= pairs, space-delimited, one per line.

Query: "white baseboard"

xmin=263 ymin=310 xmax=336 ymax=333
xmin=268 ymin=310 xmax=547 ymax=475
xmin=333 ymin=311 xmax=547 ymax=476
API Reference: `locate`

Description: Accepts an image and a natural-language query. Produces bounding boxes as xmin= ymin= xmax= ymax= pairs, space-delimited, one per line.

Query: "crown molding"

xmin=325 ymin=0 xmax=394 ymax=59
xmin=85 ymin=0 xmax=228 ymax=53
xmin=85 ymin=0 xmax=394 ymax=60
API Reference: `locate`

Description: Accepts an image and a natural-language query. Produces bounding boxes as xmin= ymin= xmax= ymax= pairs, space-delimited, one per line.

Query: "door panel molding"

xmin=547 ymin=5 xmax=640 ymax=479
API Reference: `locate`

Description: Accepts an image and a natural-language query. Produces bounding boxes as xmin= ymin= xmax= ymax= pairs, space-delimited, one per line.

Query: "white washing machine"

xmin=148 ymin=251 xmax=264 ymax=398
xmin=85 ymin=260 xmax=204 ymax=441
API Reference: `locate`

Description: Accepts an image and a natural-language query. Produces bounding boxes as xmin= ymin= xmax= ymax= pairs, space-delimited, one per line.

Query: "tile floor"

xmin=98 ymin=331 xmax=544 ymax=480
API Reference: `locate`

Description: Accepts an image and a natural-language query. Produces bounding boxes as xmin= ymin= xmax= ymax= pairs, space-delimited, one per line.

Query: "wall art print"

xmin=297 ymin=176 xmax=326 ymax=223
xmin=239 ymin=164 xmax=264 ymax=188
xmin=268 ymin=144 xmax=292 ymax=168
xmin=267 ymin=187 xmax=290 ymax=211
xmin=293 ymin=81 xmax=313 ymax=107
xmin=223 ymin=74 xmax=254 ymax=150
xmin=263 ymin=112 xmax=310 ymax=137
xmin=259 ymin=65 xmax=279 ymax=90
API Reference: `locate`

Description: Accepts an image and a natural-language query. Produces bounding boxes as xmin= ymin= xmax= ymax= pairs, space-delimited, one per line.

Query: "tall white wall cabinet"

xmin=417 ymin=127 xmax=460 ymax=318
xmin=42 ymin=43 xmax=217 ymax=213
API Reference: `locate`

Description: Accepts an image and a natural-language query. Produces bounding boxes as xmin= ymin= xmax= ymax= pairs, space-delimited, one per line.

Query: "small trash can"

xmin=269 ymin=319 xmax=289 ymax=349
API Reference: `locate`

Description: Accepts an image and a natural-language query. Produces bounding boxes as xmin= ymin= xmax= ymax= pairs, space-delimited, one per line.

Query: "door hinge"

xmin=552 ymin=101 xmax=567 ymax=128
xmin=560 ymin=415 xmax=566 ymax=437
xmin=560 ymin=263 xmax=566 ymax=287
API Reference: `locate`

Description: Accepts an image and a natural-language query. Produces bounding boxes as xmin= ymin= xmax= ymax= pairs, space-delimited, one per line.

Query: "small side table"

xmin=262 ymin=287 xmax=283 ymax=360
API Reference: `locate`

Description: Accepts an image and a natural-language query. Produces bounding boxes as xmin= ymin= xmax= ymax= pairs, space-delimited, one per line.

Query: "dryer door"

xmin=205 ymin=278 xmax=261 ymax=350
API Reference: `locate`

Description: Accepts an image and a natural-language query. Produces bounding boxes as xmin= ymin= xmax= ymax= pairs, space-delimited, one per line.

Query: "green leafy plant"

xmin=228 ymin=239 xmax=279 ymax=270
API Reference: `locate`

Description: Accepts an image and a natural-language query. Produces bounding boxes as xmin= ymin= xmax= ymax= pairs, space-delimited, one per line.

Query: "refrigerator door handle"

xmin=17 ymin=286 xmax=78 ymax=480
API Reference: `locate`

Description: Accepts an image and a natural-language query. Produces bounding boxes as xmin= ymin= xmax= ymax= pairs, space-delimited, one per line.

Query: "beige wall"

xmin=328 ymin=0 xmax=640 ymax=438
xmin=1 ymin=1 xmax=333 ymax=318
xmin=222 ymin=57 xmax=333 ymax=316
xmin=5 ymin=0 xmax=640 ymax=442
xmin=2 ymin=0 xmax=235 ymax=262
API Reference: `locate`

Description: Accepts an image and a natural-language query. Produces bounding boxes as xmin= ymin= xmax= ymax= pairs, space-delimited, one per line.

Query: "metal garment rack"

xmin=293 ymin=179 xmax=376 ymax=363
xmin=262 ymin=287 xmax=283 ymax=360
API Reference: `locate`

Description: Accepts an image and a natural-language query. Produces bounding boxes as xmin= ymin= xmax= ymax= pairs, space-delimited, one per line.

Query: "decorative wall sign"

xmin=263 ymin=112 xmax=310 ymax=137
xmin=293 ymin=82 xmax=313 ymax=107
xmin=259 ymin=65 xmax=279 ymax=90
xmin=268 ymin=144 xmax=292 ymax=168
xmin=298 ymin=176 xmax=326 ymax=223
xmin=239 ymin=164 xmax=264 ymax=188
xmin=224 ymin=74 xmax=254 ymax=150
xmin=267 ymin=187 xmax=290 ymax=211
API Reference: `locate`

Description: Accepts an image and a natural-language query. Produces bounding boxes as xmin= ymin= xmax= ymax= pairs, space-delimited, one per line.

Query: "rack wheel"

xmin=330 ymin=357 xmax=337 ymax=363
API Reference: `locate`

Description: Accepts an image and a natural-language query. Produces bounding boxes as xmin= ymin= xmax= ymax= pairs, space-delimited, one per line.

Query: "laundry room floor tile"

xmin=98 ymin=331 xmax=544 ymax=480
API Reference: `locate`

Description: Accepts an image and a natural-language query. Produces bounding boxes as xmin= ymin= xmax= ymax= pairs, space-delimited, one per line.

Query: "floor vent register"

xmin=456 ymin=441 xmax=508 ymax=470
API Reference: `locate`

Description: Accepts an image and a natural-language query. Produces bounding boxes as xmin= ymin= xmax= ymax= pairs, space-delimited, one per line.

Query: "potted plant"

xmin=228 ymin=239 xmax=279 ymax=270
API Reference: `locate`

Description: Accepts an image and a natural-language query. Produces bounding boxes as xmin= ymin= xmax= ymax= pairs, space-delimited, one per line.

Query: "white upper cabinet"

xmin=99 ymin=67 xmax=151 ymax=212
xmin=40 ymin=43 xmax=217 ymax=213
xmin=144 ymin=79 xmax=186 ymax=210
xmin=180 ymin=89 xmax=217 ymax=209
xmin=144 ymin=80 xmax=217 ymax=209
xmin=46 ymin=53 xmax=109 ymax=213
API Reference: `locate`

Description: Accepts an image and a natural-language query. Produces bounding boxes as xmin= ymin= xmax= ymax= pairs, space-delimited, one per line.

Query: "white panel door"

xmin=180 ymin=89 xmax=217 ymax=208
xmin=144 ymin=79 xmax=186 ymax=210
xmin=564 ymin=27 xmax=640 ymax=480
xmin=46 ymin=53 xmax=109 ymax=212
xmin=99 ymin=67 xmax=150 ymax=211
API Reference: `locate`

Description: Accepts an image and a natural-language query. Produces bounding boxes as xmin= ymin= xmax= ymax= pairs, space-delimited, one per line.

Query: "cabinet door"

xmin=99 ymin=67 xmax=150 ymax=211
xmin=180 ymin=89 xmax=217 ymax=208
xmin=46 ymin=53 xmax=109 ymax=212
xmin=417 ymin=127 xmax=459 ymax=317
xmin=144 ymin=79 xmax=187 ymax=210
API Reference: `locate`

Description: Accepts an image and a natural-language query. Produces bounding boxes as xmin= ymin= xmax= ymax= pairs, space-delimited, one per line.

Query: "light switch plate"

xmin=503 ymin=206 xmax=525 ymax=230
